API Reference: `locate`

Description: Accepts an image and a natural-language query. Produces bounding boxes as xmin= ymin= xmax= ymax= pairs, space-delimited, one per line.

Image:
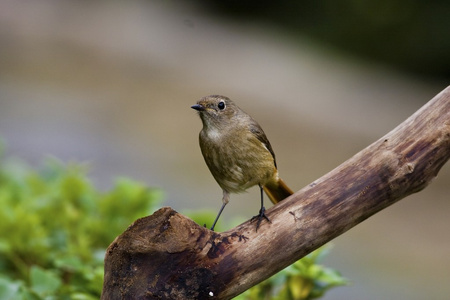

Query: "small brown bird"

xmin=191 ymin=95 xmax=293 ymax=231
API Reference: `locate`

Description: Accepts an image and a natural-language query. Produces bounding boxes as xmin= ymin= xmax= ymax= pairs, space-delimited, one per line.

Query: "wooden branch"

xmin=101 ymin=86 xmax=450 ymax=300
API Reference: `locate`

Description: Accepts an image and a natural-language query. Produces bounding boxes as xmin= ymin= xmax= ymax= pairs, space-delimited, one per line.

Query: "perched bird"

xmin=191 ymin=95 xmax=293 ymax=231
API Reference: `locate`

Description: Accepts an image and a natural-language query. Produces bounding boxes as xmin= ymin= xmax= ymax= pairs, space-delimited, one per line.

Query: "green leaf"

xmin=29 ymin=266 xmax=62 ymax=296
xmin=0 ymin=277 xmax=21 ymax=299
xmin=70 ymin=292 xmax=100 ymax=300
xmin=54 ymin=256 xmax=83 ymax=272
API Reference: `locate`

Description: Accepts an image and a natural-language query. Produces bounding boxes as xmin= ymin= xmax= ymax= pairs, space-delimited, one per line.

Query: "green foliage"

xmin=0 ymin=150 xmax=162 ymax=299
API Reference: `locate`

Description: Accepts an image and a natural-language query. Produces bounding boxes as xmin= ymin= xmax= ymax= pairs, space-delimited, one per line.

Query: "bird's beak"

xmin=191 ymin=104 xmax=205 ymax=111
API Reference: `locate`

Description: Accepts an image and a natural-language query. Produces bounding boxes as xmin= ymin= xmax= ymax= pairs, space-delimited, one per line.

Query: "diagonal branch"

xmin=102 ymin=86 xmax=450 ymax=300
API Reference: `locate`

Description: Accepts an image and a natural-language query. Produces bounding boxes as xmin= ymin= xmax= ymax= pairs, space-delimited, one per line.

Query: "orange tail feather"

xmin=263 ymin=178 xmax=293 ymax=204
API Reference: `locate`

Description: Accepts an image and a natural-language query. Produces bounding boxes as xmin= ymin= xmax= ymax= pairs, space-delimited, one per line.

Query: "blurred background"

xmin=0 ymin=0 xmax=449 ymax=299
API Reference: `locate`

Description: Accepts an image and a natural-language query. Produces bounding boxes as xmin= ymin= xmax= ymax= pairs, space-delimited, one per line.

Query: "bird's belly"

xmin=203 ymin=140 xmax=275 ymax=193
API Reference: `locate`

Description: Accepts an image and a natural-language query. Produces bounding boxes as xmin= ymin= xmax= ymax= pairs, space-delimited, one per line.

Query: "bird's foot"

xmin=251 ymin=206 xmax=271 ymax=231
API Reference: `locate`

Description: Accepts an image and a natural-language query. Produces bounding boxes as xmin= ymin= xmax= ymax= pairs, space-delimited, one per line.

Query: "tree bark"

xmin=102 ymin=86 xmax=450 ymax=300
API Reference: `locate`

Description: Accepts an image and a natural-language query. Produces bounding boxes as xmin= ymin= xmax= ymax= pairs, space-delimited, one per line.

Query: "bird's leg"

xmin=210 ymin=190 xmax=229 ymax=231
xmin=251 ymin=185 xmax=271 ymax=231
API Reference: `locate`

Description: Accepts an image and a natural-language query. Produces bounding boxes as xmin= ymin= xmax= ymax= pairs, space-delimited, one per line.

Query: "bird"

xmin=191 ymin=95 xmax=293 ymax=231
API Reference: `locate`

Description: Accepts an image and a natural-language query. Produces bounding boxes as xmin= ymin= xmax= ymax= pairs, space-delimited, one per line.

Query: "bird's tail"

xmin=263 ymin=178 xmax=293 ymax=204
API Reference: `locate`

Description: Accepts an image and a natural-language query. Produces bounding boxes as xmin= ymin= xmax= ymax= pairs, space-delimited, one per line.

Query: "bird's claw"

xmin=251 ymin=206 xmax=271 ymax=231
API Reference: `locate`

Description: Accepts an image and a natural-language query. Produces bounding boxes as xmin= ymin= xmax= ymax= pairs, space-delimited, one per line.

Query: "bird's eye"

xmin=218 ymin=101 xmax=225 ymax=110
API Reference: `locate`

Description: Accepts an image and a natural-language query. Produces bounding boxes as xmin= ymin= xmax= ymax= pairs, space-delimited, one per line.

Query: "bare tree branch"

xmin=102 ymin=86 xmax=450 ymax=300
